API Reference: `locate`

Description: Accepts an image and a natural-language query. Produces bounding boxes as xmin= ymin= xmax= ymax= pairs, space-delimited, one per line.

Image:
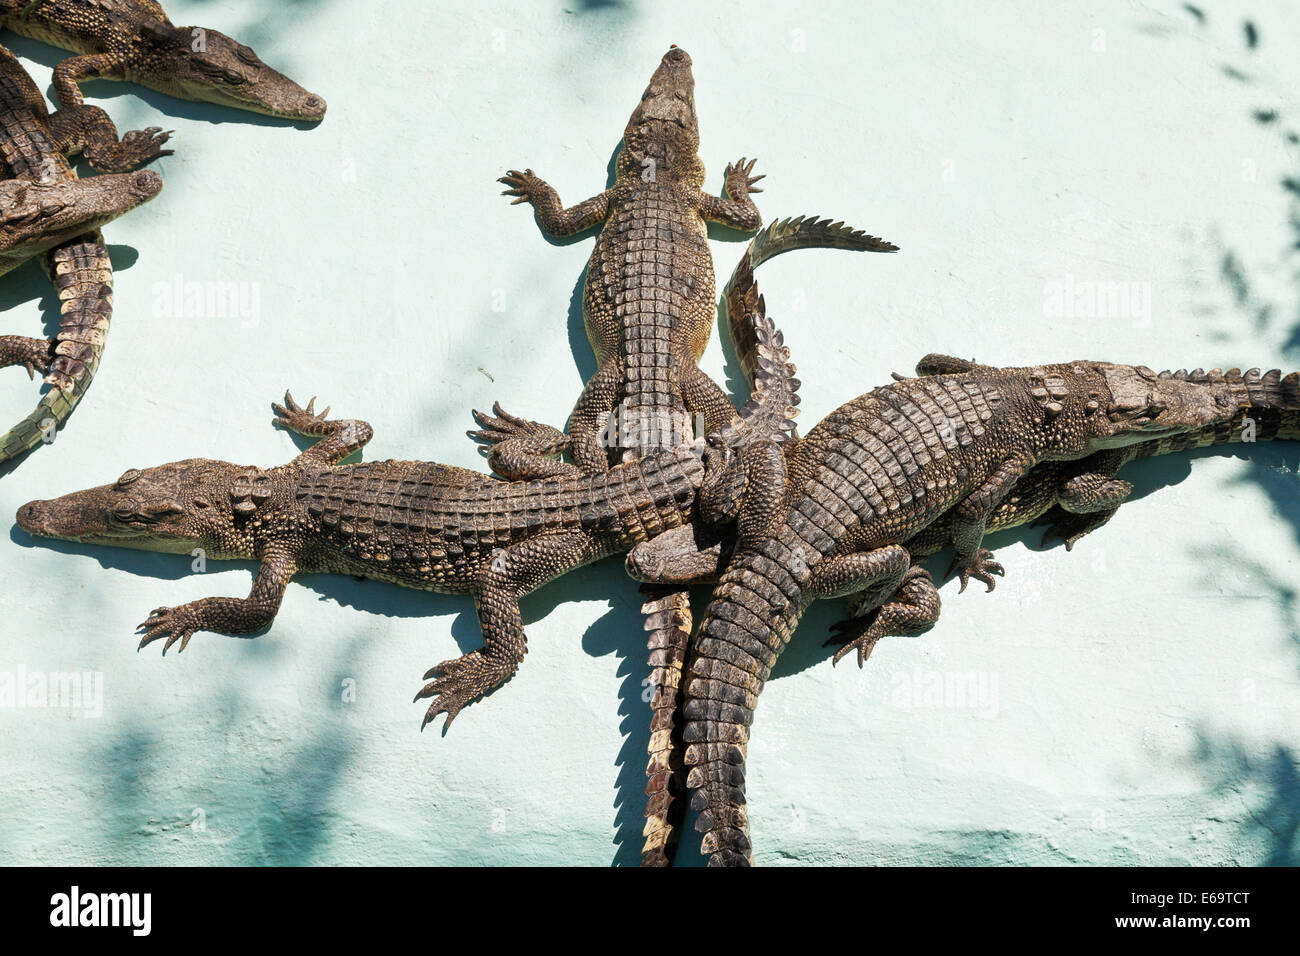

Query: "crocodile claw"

xmin=136 ymin=605 xmax=198 ymax=655
xmin=825 ymin=612 xmax=887 ymax=668
xmin=92 ymin=126 xmax=174 ymax=172
xmin=724 ymin=156 xmax=764 ymax=195
xmin=499 ymin=168 xmax=542 ymax=205
xmin=467 ymin=403 xmax=565 ymax=447
xmin=946 ymin=548 xmax=1004 ymax=593
xmin=273 ymin=390 xmax=331 ymax=432
xmin=414 ymin=650 xmax=506 ymax=731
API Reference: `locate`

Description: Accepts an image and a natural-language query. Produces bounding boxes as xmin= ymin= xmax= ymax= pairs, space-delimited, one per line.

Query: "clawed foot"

xmin=724 ymin=157 xmax=764 ymax=196
xmin=273 ymin=390 xmax=332 ymax=434
xmin=0 ymin=336 xmax=53 ymax=380
xmin=825 ymin=610 xmax=887 ymax=667
xmin=498 ymin=168 xmax=545 ymax=206
xmin=94 ymin=127 xmax=174 ymax=171
xmin=468 ymin=402 xmax=566 ymax=449
xmin=946 ymin=548 xmax=1004 ymax=593
xmin=1036 ymin=508 xmax=1113 ymax=552
xmin=414 ymin=651 xmax=513 ymax=730
xmin=136 ymin=604 xmax=201 ymax=654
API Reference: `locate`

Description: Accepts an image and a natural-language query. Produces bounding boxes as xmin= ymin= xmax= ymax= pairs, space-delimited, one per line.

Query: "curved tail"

xmin=0 ymin=234 xmax=113 ymax=464
xmin=723 ymin=214 xmax=896 ymax=390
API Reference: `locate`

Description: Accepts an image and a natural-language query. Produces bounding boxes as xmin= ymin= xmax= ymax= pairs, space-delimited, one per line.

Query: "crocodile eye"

xmin=222 ymin=68 xmax=247 ymax=85
xmin=193 ymin=497 xmax=211 ymax=510
xmin=115 ymin=469 xmax=142 ymax=489
xmin=112 ymin=500 xmax=136 ymax=521
xmin=234 ymin=45 xmax=261 ymax=66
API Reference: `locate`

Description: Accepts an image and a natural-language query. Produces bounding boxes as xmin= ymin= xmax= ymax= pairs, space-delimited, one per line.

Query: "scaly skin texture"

xmin=676 ymin=360 xmax=1300 ymax=865
xmin=0 ymin=42 xmax=162 ymax=464
xmin=634 ymin=214 xmax=895 ymax=865
xmin=15 ymin=310 xmax=799 ymax=728
xmin=0 ymin=0 xmax=326 ymax=121
xmin=495 ymin=47 xmax=765 ymax=471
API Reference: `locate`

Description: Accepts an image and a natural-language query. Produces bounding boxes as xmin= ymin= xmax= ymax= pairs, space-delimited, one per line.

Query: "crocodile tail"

xmin=683 ymin=548 xmax=805 ymax=866
xmin=707 ymin=308 xmax=801 ymax=449
xmin=0 ymin=234 xmax=112 ymax=464
xmin=722 ymin=214 xmax=897 ymax=387
xmin=640 ymin=584 xmax=692 ymax=866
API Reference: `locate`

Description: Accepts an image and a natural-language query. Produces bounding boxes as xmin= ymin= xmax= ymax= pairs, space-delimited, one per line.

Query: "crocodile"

xmin=0 ymin=41 xmax=162 ymax=464
xmin=633 ymin=214 xmax=895 ymax=865
xmin=14 ymin=307 xmax=800 ymax=728
xmin=0 ymin=0 xmax=326 ymax=121
xmin=655 ymin=358 xmax=1300 ymax=865
xmin=494 ymin=47 xmax=881 ymax=474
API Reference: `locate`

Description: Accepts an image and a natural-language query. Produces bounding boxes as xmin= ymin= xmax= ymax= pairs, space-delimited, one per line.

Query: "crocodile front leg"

xmin=415 ymin=532 xmax=597 ymax=729
xmin=498 ymin=169 xmax=611 ymax=237
xmin=946 ymin=453 xmax=1034 ymax=592
xmin=1039 ymin=471 xmax=1134 ymax=550
xmin=136 ymin=541 xmax=298 ymax=654
xmin=47 ymin=106 xmax=172 ymax=173
xmin=49 ymin=52 xmax=130 ymax=112
xmin=698 ymin=157 xmax=763 ymax=231
xmin=272 ymin=391 xmax=374 ymax=465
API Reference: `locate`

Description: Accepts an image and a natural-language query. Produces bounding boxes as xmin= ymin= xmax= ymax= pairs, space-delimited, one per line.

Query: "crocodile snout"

xmin=16 ymin=499 xmax=49 ymax=535
xmin=663 ymin=46 xmax=691 ymax=66
xmin=132 ymin=170 xmax=163 ymax=200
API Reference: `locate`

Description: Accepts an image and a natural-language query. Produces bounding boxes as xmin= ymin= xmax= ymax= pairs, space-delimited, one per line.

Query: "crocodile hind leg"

xmin=469 ymin=403 xmax=578 ymax=480
xmin=415 ymin=532 xmax=597 ymax=729
xmin=0 ymin=336 xmax=54 ymax=379
xmin=680 ymin=363 xmax=741 ymax=441
xmin=827 ymin=566 xmax=942 ymax=667
xmin=47 ymin=105 xmax=172 ymax=173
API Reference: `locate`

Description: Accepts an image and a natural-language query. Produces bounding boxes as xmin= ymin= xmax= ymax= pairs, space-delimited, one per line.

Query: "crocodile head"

xmin=0 ymin=170 xmax=161 ymax=275
xmin=16 ymin=459 xmax=258 ymax=559
xmin=621 ymin=46 xmax=701 ymax=175
xmin=1039 ymin=362 xmax=1300 ymax=450
xmin=130 ymin=21 xmax=326 ymax=121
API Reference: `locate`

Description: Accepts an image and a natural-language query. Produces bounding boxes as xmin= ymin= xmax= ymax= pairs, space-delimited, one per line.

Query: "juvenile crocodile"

xmin=0 ymin=0 xmax=326 ymax=121
xmin=15 ymin=309 xmax=800 ymax=727
xmin=0 ymin=41 xmax=162 ymax=464
xmin=494 ymin=47 xmax=858 ymax=473
xmin=635 ymin=213 xmax=895 ymax=864
xmin=665 ymin=358 xmax=1300 ymax=865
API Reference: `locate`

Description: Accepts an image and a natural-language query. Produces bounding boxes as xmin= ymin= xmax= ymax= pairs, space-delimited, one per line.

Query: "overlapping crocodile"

xmin=0 ymin=41 xmax=162 ymax=464
xmin=13 ymin=301 xmax=800 ymax=727
xmin=496 ymin=46 xmax=829 ymax=472
xmin=0 ymin=0 xmax=326 ymax=121
xmin=642 ymin=357 xmax=1299 ymax=865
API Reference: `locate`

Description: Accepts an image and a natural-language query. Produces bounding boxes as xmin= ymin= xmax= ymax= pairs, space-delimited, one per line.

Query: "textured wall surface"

xmin=0 ymin=0 xmax=1297 ymax=866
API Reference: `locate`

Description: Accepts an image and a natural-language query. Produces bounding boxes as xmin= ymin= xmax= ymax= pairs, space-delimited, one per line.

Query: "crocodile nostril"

xmin=17 ymin=501 xmax=44 ymax=532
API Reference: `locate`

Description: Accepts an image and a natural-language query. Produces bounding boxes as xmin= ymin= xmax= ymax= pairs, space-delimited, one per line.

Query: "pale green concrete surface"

xmin=0 ymin=0 xmax=1297 ymax=866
